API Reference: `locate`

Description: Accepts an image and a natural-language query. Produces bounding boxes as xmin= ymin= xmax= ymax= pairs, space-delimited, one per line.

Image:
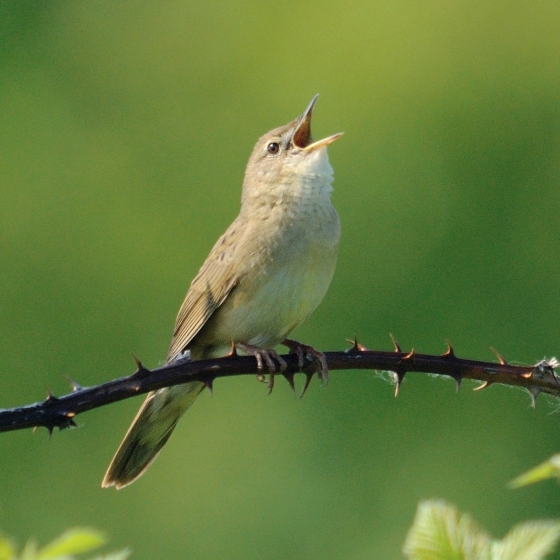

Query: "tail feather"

xmin=102 ymin=381 xmax=204 ymax=489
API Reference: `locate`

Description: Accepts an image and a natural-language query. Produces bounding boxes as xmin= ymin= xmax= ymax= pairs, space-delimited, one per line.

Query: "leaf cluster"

xmin=0 ymin=529 xmax=130 ymax=560
xmin=404 ymin=501 xmax=560 ymax=560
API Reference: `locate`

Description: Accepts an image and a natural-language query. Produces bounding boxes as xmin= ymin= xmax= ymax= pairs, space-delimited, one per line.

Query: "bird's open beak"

xmin=292 ymin=94 xmax=343 ymax=151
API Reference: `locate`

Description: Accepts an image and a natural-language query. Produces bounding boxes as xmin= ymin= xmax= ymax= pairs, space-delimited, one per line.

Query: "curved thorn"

xmin=131 ymin=354 xmax=150 ymax=376
xmin=490 ymin=347 xmax=508 ymax=366
xmin=205 ymin=379 xmax=214 ymax=396
xmin=473 ymin=380 xmax=490 ymax=391
xmin=45 ymin=388 xmax=58 ymax=403
xmin=62 ymin=375 xmax=82 ymax=392
xmin=403 ymin=349 xmax=415 ymax=361
xmin=282 ymin=372 xmax=296 ymax=395
xmin=345 ymin=337 xmax=358 ymax=354
xmin=346 ymin=337 xmax=360 ymax=350
xmin=442 ymin=341 xmax=456 ymax=359
xmin=300 ymin=372 xmax=314 ymax=398
xmin=390 ymin=333 xmax=402 ymax=353
xmin=346 ymin=337 xmax=368 ymax=352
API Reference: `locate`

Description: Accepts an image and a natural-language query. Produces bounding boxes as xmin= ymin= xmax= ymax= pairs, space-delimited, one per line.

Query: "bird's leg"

xmin=282 ymin=339 xmax=329 ymax=388
xmin=236 ymin=343 xmax=287 ymax=393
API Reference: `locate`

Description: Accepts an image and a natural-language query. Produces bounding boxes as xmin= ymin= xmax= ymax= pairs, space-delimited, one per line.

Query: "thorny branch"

xmin=0 ymin=338 xmax=558 ymax=435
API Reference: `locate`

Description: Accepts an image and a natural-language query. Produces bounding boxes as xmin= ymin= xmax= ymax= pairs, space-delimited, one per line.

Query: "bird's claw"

xmin=236 ymin=343 xmax=287 ymax=393
xmin=282 ymin=339 xmax=329 ymax=395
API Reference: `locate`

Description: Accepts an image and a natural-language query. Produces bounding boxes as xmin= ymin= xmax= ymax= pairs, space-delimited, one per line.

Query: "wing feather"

xmin=166 ymin=221 xmax=244 ymax=362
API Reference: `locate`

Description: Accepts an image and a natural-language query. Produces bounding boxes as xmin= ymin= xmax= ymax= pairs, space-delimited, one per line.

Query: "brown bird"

xmin=102 ymin=95 xmax=342 ymax=489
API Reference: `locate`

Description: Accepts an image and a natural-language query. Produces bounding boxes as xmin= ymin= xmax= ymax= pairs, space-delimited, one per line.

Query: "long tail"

xmin=102 ymin=381 xmax=204 ymax=489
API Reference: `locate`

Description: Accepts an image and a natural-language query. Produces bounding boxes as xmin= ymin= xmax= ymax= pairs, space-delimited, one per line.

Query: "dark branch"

xmin=0 ymin=341 xmax=558 ymax=434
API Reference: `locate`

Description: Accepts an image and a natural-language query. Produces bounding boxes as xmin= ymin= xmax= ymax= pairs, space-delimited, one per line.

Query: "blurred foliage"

xmin=0 ymin=527 xmax=129 ymax=560
xmin=404 ymin=501 xmax=560 ymax=560
xmin=511 ymin=455 xmax=560 ymax=490
xmin=1 ymin=0 xmax=560 ymax=559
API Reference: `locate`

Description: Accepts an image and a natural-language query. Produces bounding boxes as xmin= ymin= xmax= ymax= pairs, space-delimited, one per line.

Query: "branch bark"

xmin=0 ymin=341 xmax=558 ymax=434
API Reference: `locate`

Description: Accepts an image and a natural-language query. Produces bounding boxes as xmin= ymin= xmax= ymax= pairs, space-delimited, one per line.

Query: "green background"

xmin=1 ymin=1 xmax=560 ymax=558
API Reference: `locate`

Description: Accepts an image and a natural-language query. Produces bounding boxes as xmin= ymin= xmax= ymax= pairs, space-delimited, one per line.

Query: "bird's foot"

xmin=282 ymin=339 xmax=329 ymax=396
xmin=236 ymin=343 xmax=287 ymax=393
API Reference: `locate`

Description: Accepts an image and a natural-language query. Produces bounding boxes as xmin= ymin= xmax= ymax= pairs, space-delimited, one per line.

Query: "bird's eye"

xmin=267 ymin=142 xmax=280 ymax=155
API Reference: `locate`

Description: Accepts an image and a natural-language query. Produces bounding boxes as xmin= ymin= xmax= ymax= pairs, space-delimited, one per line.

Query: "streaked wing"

xmin=166 ymin=221 xmax=243 ymax=362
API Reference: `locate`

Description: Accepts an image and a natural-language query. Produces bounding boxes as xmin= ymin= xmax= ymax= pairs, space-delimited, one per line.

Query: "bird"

xmin=102 ymin=95 xmax=342 ymax=489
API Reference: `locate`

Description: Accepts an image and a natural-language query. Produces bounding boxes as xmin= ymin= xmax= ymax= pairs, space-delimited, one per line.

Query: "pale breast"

xmin=201 ymin=199 xmax=340 ymax=351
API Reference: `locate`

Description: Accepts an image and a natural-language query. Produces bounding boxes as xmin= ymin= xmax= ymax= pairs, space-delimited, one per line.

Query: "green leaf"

xmin=510 ymin=455 xmax=560 ymax=488
xmin=405 ymin=501 xmax=560 ymax=560
xmin=19 ymin=539 xmax=38 ymax=560
xmin=0 ymin=536 xmax=16 ymax=560
xmin=36 ymin=529 xmax=105 ymax=559
xmin=90 ymin=548 xmax=131 ymax=560
xmin=403 ymin=500 xmax=492 ymax=560
xmin=493 ymin=521 xmax=560 ymax=560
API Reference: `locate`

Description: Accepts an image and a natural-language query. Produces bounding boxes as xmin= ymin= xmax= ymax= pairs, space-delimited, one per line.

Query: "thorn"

xmin=346 ymin=337 xmax=359 ymax=350
xmin=490 ymin=347 xmax=508 ymax=366
xmin=402 ymin=349 xmax=415 ymax=361
xmin=442 ymin=341 xmax=456 ymax=359
xmin=454 ymin=376 xmax=462 ymax=392
xmin=473 ymin=380 xmax=491 ymax=391
xmin=346 ymin=337 xmax=359 ymax=354
xmin=62 ymin=415 xmax=78 ymax=429
xmin=300 ymin=372 xmax=314 ymax=398
xmin=393 ymin=349 xmax=414 ymax=395
xmin=204 ymin=378 xmax=214 ymax=396
xmin=394 ymin=372 xmax=405 ymax=397
xmin=44 ymin=388 xmax=59 ymax=403
xmin=131 ymin=354 xmax=150 ymax=375
xmin=46 ymin=425 xmax=54 ymax=439
xmin=390 ymin=334 xmax=401 ymax=353
xmin=62 ymin=375 xmax=82 ymax=392
xmin=346 ymin=338 xmax=368 ymax=353
xmin=32 ymin=426 xmax=38 ymax=434
xmin=131 ymin=353 xmax=143 ymax=369
xmin=227 ymin=341 xmax=238 ymax=357
xmin=528 ymin=387 xmax=540 ymax=408
xmin=282 ymin=372 xmax=296 ymax=395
